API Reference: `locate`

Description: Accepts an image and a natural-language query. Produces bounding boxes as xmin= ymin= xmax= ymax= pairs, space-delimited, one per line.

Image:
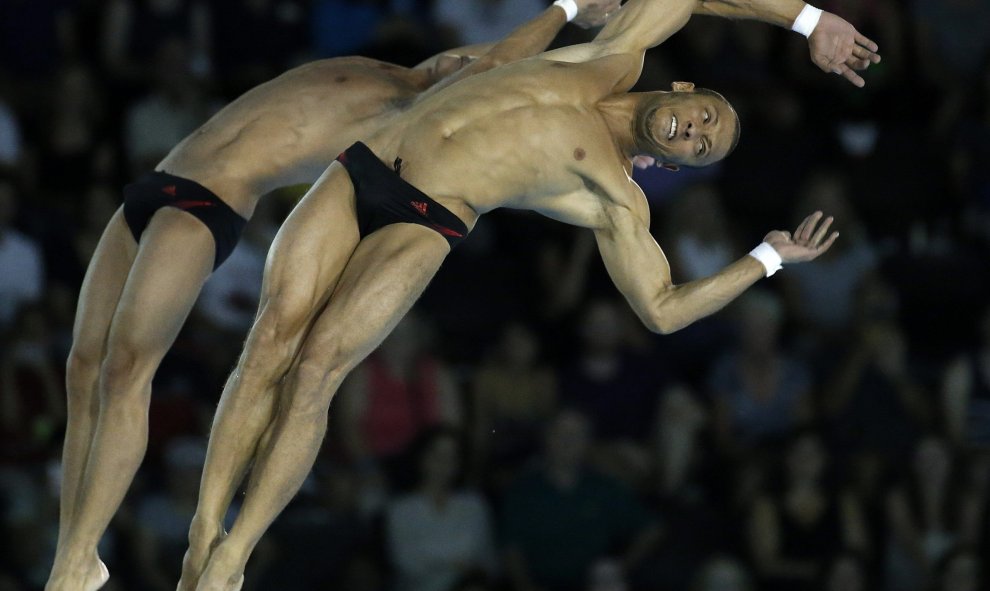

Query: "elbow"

xmin=643 ymin=290 xmax=682 ymax=335
xmin=644 ymin=310 xmax=681 ymax=335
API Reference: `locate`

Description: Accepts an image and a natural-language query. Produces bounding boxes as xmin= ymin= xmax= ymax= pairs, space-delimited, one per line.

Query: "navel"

xmin=573 ymin=147 xmax=586 ymax=161
xmin=335 ymin=75 xmax=348 ymax=83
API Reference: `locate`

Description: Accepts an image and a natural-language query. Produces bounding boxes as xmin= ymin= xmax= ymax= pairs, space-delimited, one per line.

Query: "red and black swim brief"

xmin=336 ymin=142 xmax=469 ymax=248
xmin=122 ymin=171 xmax=247 ymax=270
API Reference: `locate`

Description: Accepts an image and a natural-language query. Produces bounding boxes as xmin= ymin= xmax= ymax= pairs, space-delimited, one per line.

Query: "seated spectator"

xmin=0 ymin=306 xmax=64 ymax=464
xmin=819 ymin=552 xmax=870 ymax=591
xmin=633 ymin=386 xmax=734 ymax=591
xmin=385 ymin=427 xmax=496 ymax=591
xmin=433 ymin=0 xmax=545 ymax=47
xmin=664 ymin=184 xmax=738 ymax=282
xmin=929 ymin=546 xmax=981 ymax=591
xmin=747 ymin=431 xmax=869 ymax=591
xmin=823 ymin=320 xmax=929 ymax=457
xmin=941 ymin=305 xmax=990 ymax=446
xmin=471 ymin=322 xmax=557 ymax=482
xmin=710 ymin=290 xmax=812 ymax=454
xmin=102 ymin=0 xmax=212 ymax=85
xmin=39 ymin=64 xmax=107 ymax=198
xmin=501 ymin=409 xmax=660 ymax=591
xmin=195 ymin=201 xmax=279 ymax=335
xmin=690 ymin=556 xmax=753 ymax=591
xmin=558 ymin=299 xmax=665 ymax=445
xmin=884 ymin=437 xmax=969 ymax=591
xmin=782 ymin=172 xmax=878 ymax=343
xmin=338 ymin=312 xmax=462 ymax=484
xmin=0 ymin=179 xmax=44 ymax=328
xmin=124 ymin=38 xmax=211 ymax=174
xmin=0 ymin=97 xmax=22 ymax=168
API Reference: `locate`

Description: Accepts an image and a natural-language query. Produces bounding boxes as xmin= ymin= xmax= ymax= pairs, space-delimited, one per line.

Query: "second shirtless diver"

xmin=184 ymin=0 xmax=881 ymax=590
xmin=45 ymin=3 xmax=619 ymax=590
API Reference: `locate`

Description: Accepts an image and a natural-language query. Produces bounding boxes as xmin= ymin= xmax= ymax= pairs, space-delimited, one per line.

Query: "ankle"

xmin=188 ymin=514 xmax=223 ymax=546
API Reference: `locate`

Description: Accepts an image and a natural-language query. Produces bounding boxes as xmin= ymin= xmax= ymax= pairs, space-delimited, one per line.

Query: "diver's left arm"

xmin=695 ymin=0 xmax=881 ymax=86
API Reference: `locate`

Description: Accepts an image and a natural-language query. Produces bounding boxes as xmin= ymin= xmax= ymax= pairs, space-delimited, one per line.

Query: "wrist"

xmin=553 ymin=0 xmax=579 ymax=22
xmin=791 ymin=3 xmax=823 ymax=37
xmin=748 ymin=242 xmax=783 ymax=277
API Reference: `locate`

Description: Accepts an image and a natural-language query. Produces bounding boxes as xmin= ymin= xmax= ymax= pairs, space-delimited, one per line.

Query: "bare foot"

xmin=194 ymin=543 xmax=246 ymax=591
xmin=46 ymin=558 xmax=109 ymax=591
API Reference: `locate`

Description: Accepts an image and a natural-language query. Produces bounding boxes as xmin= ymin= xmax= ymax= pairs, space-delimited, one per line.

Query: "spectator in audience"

xmin=38 ymin=63 xmax=107 ymax=197
xmin=929 ymin=546 xmax=981 ymax=591
xmin=0 ymin=179 xmax=44 ymax=328
xmin=102 ymin=0 xmax=212 ymax=85
xmin=132 ymin=437 xmax=217 ymax=590
xmin=471 ymin=322 xmax=557 ymax=484
xmin=195 ymin=199 xmax=280 ymax=336
xmin=633 ymin=386 xmax=736 ymax=591
xmin=124 ymin=38 xmax=211 ymax=174
xmin=690 ymin=556 xmax=753 ymax=591
xmin=942 ymin=305 xmax=990 ymax=446
xmin=664 ymin=184 xmax=739 ymax=282
xmin=711 ymin=290 xmax=812 ymax=455
xmin=0 ymin=306 xmax=64 ymax=464
xmin=501 ymin=409 xmax=660 ymax=591
xmin=0 ymin=96 xmax=22 ymax=168
xmin=386 ymin=426 xmax=496 ymax=591
xmin=822 ymin=319 xmax=929 ymax=457
xmin=782 ymin=172 xmax=878 ymax=343
xmin=819 ymin=551 xmax=870 ymax=591
xmin=884 ymin=436 xmax=970 ymax=591
xmin=747 ymin=430 xmax=870 ymax=591
xmin=559 ymin=299 xmax=665 ymax=446
xmin=433 ymin=0 xmax=545 ymax=46
xmin=339 ymin=312 xmax=462 ymax=484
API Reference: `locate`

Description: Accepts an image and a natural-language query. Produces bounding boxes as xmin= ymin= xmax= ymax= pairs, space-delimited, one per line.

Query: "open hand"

xmin=764 ymin=211 xmax=839 ymax=263
xmin=573 ymin=0 xmax=622 ymax=29
xmin=808 ymin=12 xmax=881 ymax=87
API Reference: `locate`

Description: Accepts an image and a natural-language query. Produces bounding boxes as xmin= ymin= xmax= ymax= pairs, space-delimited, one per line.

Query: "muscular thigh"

xmin=256 ymin=163 xmax=363 ymax=334
xmin=71 ymin=208 xmax=139 ymax=358
xmin=296 ymin=223 xmax=451 ymax=386
xmin=105 ymin=208 xmax=216 ymax=356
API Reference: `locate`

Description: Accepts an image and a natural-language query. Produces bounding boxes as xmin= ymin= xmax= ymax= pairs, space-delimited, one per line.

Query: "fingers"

xmin=794 ymin=211 xmax=822 ymax=242
xmin=833 ymin=62 xmax=866 ymax=88
xmin=817 ymin=231 xmax=840 ymax=254
xmin=846 ymin=57 xmax=872 ymax=71
xmin=852 ymin=44 xmax=881 ymax=64
xmin=855 ymin=32 xmax=879 ymax=53
xmin=810 ymin=216 xmax=834 ymax=246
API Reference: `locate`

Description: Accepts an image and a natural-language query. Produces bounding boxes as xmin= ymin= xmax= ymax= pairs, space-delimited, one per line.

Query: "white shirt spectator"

xmin=386 ymin=491 xmax=497 ymax=591
xmin=433 ymin=0 xmax=546 ymax=46
xmin=0 ymin=228 xmax=44 ymax=325
xmin=196 ymin=238 xmax=266 ymax=333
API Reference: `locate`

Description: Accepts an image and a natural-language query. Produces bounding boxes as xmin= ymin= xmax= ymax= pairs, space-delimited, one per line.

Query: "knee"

xmin=287 ymin=348 xmax=356 ymax=416
xmin=65 ymin=346 xmax=102 ymax=403
xmin=240 ymin=304 xmax=310 ymax=380
xmin=98 ymin=345 xmax=148 ymax=402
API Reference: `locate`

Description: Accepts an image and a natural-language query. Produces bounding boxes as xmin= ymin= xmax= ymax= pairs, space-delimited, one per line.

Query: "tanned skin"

xmin=44 ymin=3 xmax=619 ymax=590
xmin=184 ymin=0 xmax=879 ymax=590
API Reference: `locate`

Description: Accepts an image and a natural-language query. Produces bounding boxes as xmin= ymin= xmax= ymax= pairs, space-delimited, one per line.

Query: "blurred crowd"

xmin=1 ymin=0 xmax=989 ymax=590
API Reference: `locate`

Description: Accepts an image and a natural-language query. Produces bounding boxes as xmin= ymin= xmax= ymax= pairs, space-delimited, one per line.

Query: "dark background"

xmin=1 ymin=0 xmax=989 ymax=590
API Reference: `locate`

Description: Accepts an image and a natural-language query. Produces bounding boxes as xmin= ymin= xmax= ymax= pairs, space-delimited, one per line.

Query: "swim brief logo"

xmin=411 ymin=201 xmax=429 ymax=216
xmin=162 ymin=185 xmax=177 ymax=196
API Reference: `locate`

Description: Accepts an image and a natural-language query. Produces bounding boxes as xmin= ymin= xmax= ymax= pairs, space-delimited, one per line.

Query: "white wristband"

xmin=554 ymin=0 xmax=579 ymax=22
xmin=791 ymin=4 xmax=823 ymax=37
xmin=749 ymin=242 xmax=783 ymax=277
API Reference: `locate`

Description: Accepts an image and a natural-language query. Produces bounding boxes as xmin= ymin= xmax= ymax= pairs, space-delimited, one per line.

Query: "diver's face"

xmin=639 ymin=87 xmax=739 ymax=167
